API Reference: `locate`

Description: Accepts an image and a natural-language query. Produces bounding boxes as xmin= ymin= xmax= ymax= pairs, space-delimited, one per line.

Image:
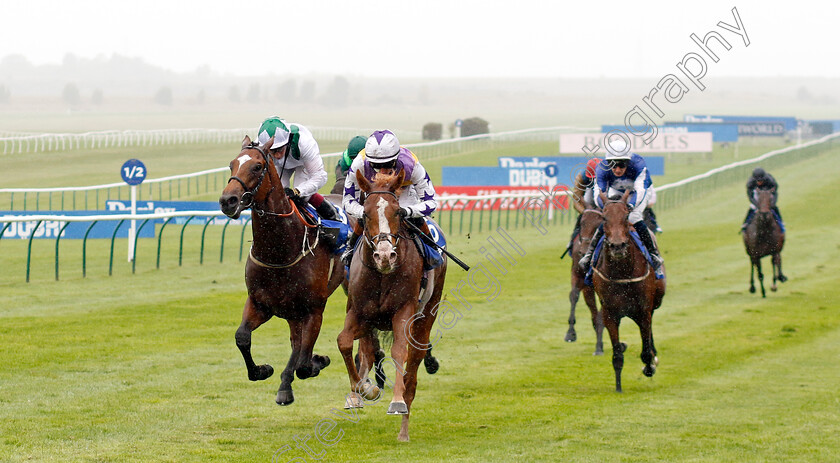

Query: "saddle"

xmin=297 ymin=201 xmax=352 ymax=254
xmin=584 ymin=230 xmax=664 ymax=286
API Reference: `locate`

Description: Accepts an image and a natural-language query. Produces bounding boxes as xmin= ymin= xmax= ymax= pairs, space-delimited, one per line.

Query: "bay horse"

xmin=336 ymin=169 xmax=447 ymax=442
xmin=219 ymin=136 xmax=345 ymax=405
xmin=742 ymin=188 xmax=786 ymax=297
xmin=565 ymin=208 xmax=605 ymax=356
xmin=592 ymin=190 xmax=665 ymax=392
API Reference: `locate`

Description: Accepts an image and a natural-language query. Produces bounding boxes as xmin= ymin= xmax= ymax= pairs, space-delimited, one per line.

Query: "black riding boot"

xmin=578 ymin=225 xmax=603 ymax=270
xmin=568 ymin=214 xmax=583 ymax=252
xmin=741 ymin=208 xmax=755 ymax=231
xmin=315 ymin=200 xmax=338 ymax=221
xmin=633 ymin=221 xmax=663 ymax=269
xmin=341 ymin=231 xmax=360 ymax=266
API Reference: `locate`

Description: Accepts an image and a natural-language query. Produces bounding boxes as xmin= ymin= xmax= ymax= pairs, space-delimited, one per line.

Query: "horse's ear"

xmin=264 ymin=137 xmax=275 ymax=151
xmin=242 ymin=135 xmax=251 ymax=149
xmin=621 ymin=189 xmax=632 ymax=203
xmin=599 ymin=192 xmax=608 ymax=205
xmin=356 ymin=169 xmax=372 ymax=193
xmin=390 ymin=170 xmax=406 ymax=193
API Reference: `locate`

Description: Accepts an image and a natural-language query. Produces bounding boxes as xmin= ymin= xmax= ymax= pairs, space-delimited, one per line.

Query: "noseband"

xmin=362 ymin=190 xmax=404 ymax=250
xmin=227 ymin=143 xmax=270 ymax=209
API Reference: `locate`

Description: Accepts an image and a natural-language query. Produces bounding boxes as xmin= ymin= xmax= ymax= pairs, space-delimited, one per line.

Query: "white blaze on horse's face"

xmin=372 ymin=197 xmax=398 ymax=271
xmin=236 ymin=154 xmax=251 ymax=171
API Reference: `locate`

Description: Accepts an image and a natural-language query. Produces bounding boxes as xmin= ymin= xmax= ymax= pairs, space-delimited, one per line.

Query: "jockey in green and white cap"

xmin=256 ymin=116 xmax=337 ymax=220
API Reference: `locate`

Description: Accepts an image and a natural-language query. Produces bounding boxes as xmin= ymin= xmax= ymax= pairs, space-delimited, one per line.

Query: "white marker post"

xmin=120 ymin=159 xmax=147 ymax=262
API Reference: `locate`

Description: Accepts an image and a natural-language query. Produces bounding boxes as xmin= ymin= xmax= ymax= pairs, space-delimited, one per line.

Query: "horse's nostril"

xmin=389 ymin=251 xmax=397 ymax=260
xmin=373 ymin=252 xmax=380 ymax=260
xmin=227 ymin=196 xmax=238 ymax=206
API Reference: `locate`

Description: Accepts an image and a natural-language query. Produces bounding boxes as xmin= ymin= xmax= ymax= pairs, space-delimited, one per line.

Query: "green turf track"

xmin=1 ymin=147 xmax=838 ymax=462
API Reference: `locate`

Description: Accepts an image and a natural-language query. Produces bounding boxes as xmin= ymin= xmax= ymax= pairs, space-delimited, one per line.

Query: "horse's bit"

xmin=362 ymin=190 xmax=405 ymax=250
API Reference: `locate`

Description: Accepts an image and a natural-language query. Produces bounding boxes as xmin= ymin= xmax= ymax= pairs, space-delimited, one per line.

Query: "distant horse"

xmin=592 ymin=191 xmax=666 ymax=392
xmin=336 ymin=169 xmax=447 ymax=442
xmin=219 ymin=136 xmax=345 ymax=405
xmin=564 ymin=208 xmax=605 ymax=355
xmin=743 ymin=188 xmax=786 ymax=297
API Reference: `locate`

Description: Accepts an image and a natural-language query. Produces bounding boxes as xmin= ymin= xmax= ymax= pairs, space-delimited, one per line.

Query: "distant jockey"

xmin=741 ymin=167 xmax=784 ymax=232
xmin=331 ymin=135 xmax=367 ymax=194
xmin=565 ymin=157 xmax=601 ymax=254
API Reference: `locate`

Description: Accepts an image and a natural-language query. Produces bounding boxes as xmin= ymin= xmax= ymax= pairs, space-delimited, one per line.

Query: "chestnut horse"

xmin=564 ymin=208 xmax=605 ymax=355
xmin=219 ymin=136 xmax=344 ymax=405
xmin=337 ymin=169 xmax=447 ymax=442
xmin=743 ymin=188 xmax=786 ymax=297
xmin=592 ymin=191 xmax=665 ymax=392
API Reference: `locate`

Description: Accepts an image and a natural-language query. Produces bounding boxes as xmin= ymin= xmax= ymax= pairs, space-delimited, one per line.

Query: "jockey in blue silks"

xmin=579 ymin=138 xmax=664 ymax=271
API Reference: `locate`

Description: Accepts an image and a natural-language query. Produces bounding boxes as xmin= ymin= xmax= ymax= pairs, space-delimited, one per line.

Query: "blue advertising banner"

xmin=805 ymin=120 xmax=840 ymax=135
xmin=442 ymin=156 xmax=664 ymax=187
xmin=105 ymin=200 xmax=245 ymax=225
xmin=641 ymin=123 xmax=739 ymax=142
xmin=0 ymin=210 xmax=156 ymax=240
xmin=683 ymin=115 xmax=797 ymax=132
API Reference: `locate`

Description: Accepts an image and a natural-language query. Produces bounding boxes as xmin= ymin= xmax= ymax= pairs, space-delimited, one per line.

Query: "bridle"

xmin=594 ymin=198 xmax=651 ymax=283
xmin=227 ymin=143 xmax=271 ymax=210
xmin=361 ymin=190 xmax=405 ymax=250
xmin=228 ymin=142 xmax=320 ymax=269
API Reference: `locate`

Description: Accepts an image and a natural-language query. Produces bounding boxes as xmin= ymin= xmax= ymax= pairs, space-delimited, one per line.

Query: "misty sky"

xmin=0 ymin=0 xmax=835 ymax=79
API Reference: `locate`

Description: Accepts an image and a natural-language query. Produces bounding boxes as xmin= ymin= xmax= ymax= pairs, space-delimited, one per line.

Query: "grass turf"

xmin=0 ymin=145 xmax=837 ymax=462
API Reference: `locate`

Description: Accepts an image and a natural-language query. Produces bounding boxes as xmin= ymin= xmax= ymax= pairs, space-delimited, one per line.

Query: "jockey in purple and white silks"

xmin=341 ymin=129 xmax=438 ymax=265
xmin=579 ymin=138 xmax=664 ymax=271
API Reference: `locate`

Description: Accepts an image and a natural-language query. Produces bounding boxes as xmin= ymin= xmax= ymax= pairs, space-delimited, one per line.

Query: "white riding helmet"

xmin=365 ymin=130 xmax=401 ymax=163
xmin=605 ymin=137 xmax=632 ymax=160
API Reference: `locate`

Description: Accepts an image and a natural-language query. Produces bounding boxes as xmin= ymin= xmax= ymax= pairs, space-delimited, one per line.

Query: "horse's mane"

xmin=372 ymin=171 xmax=400 ymax=189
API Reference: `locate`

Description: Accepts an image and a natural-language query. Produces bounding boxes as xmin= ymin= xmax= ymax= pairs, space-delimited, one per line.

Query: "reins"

xmin=361 ymin=190 xmax=408 ymax=250
xmin=230 ymin=142 xmax=320 ymax=268
xmin=595 ymin=200 xmax=650 ymax=284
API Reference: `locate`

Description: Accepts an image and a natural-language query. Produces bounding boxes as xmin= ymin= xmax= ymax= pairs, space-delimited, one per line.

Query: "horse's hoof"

xmin=564 ymin=330 xmax=577 ymax=343
xmin=356 ymin=379 xmax=381 ymax=401
xmin=397 ymin=433 xmax=410 ymax=442
xmin=424 ymin=355 xmax=439 ymax=375
xmin=276 ymin=389 xmax=294 ymax=406
xmin=593 ymin=348 xmax=604 ymax=356
xmin=344 ymin=392 xmax=364 ymax=409
xmin=249 ymin=364 xmax=274 ymax=381
xmin=749 ymin=286 xmax=756 ymax=293
xmin=771 ymin=285 xmax=777 ymax=292
xmin=313 ymin=354 xmax=331 ymax=370
xmin=295 ymin=365 xmax=314 ymax=380
xmin=643 ymin=364 xmax=656 ymax=377
xmin=779 ymin=275 xmax=788 ymax=283
xmin=387 ymin=401 xmax=408 ymax=415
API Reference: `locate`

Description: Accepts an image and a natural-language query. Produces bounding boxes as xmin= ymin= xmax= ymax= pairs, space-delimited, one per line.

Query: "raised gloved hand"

xmin=396 ymin=207 xmax=409 ymax=218
xmin=284 ymin=187 xmax=301 ymax=199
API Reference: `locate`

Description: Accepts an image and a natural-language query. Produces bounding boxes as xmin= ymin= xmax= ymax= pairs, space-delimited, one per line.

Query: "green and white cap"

xmin=257 ymin=116 xmax=291 ymax=149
